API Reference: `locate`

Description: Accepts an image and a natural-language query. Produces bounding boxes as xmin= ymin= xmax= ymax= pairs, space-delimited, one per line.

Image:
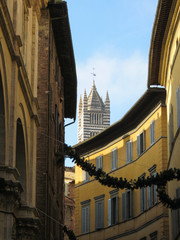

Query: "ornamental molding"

xmin=0 ymin=1 xmax=16 ymax=59
xmin=16 ymin=217 xmax=41 ymax=239
xmin=0 ymin=177 xmax=23 ymax=210
xmin=0 ymin=165 xmax=20 ymax=180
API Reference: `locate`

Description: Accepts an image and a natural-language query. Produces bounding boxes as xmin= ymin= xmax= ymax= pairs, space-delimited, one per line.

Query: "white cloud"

xmin=76 ymin=50 xmax=148 ymax=123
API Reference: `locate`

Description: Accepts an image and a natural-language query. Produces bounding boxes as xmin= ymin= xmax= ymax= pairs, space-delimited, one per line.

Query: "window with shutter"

xmin=95 ymin=195 xmax=104 ymax=230
xmin=172 ymin=187 xmax=180 ymax=238
xmin=82 ymin=170 xmax=89 ymax=182
xmin=150 ymin=120 xmax=155 ymax=145
xmin=108 ymin=190 xmax=119 ymax=226
xmin=148 ymin=169 xmax=157 ymax=208
xmin=169 ymin=105 xmax=174 ymax=153
xmin=108 ymin=199 xmax=111 ymax=226
xmin=176 ymin=188 xmax=180 ymax=234
xmin=81 ymin=201 xmax=90 ymax=234
xmin=122 ymin=190 xmax=133 ymax=220
xmin=177 ymin=87 xmax=180 ymax=129
xmin=149 ymin=231 xmax=158 ymax=240
xmin=137 ymin=131 xmax=145 ymax=156
xmin=126 ymin=140 xmax=133 ymax=163
xmin=96 ymin=155 xmax=103 ymax=170
xmin=140 ymin=187 xmax=146 ymax=213
xmin=83 ymin=161 xmax=89 ymax=182
xmin=122 ymin=192 xmax=126 ymax=220
xmin=111 ymin=148 xmax=117 ymax=170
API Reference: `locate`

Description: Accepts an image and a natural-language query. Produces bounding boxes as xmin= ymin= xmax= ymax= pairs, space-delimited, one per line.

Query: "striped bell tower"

xmin=78 ymin=81 xmax=110 ymax=142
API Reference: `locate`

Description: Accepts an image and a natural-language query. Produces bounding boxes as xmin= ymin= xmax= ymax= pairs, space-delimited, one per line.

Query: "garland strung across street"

xmin=63 ymin=225 xmax=77 ymax=240
xmin=65 ymin=144 xmax=180 ymax=210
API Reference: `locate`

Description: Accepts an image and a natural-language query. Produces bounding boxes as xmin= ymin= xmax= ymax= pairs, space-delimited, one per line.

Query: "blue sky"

xmin=65 ymin=0 xmax=158 ymax=166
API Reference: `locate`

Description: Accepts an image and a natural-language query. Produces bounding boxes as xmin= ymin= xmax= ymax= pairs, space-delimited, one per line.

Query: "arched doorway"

xmin=16 ymin=118 xmax=26 ymax=202
xmin=0 ymin=72 xmax=5 ymax=164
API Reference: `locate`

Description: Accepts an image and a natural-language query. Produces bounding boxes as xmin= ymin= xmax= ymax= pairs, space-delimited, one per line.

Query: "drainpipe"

xmin=64 ymin=118 xmax=75 ymax=128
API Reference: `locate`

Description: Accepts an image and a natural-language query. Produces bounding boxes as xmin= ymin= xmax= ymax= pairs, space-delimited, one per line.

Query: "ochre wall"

xmin=75 ymin=104 xmax=168 ymax=239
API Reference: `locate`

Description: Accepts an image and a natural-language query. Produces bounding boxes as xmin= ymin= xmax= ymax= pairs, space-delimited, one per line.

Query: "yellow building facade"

xmin=75 ymin=88 xmax=169 ymax=240
xmin=148 ymin=0 xmax=180 ymax=239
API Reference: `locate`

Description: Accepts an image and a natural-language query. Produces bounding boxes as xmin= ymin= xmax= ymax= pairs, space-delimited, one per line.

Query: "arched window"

xmin=16 ymin=118 xmax=26 ymax=202
xmin=0 ymin=73 xmax=5 ymax=164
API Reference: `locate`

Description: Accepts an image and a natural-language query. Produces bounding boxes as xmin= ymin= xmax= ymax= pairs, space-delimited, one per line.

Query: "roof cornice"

xmin=48 ymin=2 xmax=77 ymax=119
xmin=148 ymin=0 xmax=174 ymax=87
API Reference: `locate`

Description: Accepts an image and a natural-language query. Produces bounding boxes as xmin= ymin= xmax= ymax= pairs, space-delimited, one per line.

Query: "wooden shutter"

xmin=176 ymin=188 xmax=180 ymax=233
xmin=108 ymin=199 xmax=111 ymax=226
xmin=99 ymin=201 xmax=104 ymax=228
xmin=111 ymin=151 xmax=114 ymax=170
xmin=100 ymin=155 xmax=103 ymax=170
xmin=126 ymin=141 xmax=129 ymax=163
xmin=144 ymin=187 xmax=146 ymax=211
xmin=83 ymin=171 xmax=85 ymax=182
xmin=169 ymin=105 xmax=173 ymax=152
xmin=150 ymin=121 xmax=155 ymax=144
xmin=140 ymin=188 xmax=143 ymax=213
xmin=86 ymin=206 xmax=90 ymax=232
xmin=115 ymin=196 xmax=119 ymax=223
xmin=153 ymin=173 xmax=157 ymax=204
xmin=82 ymin=207 xmax=86 ymax=233
xmin=96 ymin=201 xmax=104 ymax=229
xmin=86 ymin=171 xmax=89 ymax=181
xmin=140 ymin=186 xmax=146 ymax=212
xmin=130 ymin=141 xmax=133 ymax=161
xmin=111 ymin=149 xmax=117 ymax=170
xmin=172 ymin=209 xmax=177 ymax=239
xmin=126 ymin=141 xmax=131 ymax=163
xmin=130 ymin=190 xmax=133 ymax=218
xmin=96 ymin=157 xmax=99 ymax=170
xmin=148 ymin=186 xmax=151 ymax=208
xmin=177 ymin=87 xmax=180 ymax=128
xmin=137 ymin=135 xmax=140 ymax=156
xmin=142 ymin=131 xmax=145 ymax=152
xmin=122 ymin=192 xmax=126 ymax=220
xmin=115 ymin=149 xmax=117 ymax=169
xmin=95 ymin=201 xmax=98 ymax=229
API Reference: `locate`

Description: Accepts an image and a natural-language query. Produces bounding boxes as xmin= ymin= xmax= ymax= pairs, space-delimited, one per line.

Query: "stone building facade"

xmin=0 ymin=0 xmax=77 ymax=239
xmin=78 ymin=81 xmax=110 ymax=142
xmin=64 ymin=167 xmax=75 ymax=240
